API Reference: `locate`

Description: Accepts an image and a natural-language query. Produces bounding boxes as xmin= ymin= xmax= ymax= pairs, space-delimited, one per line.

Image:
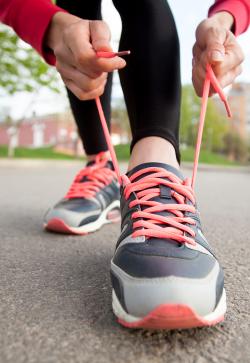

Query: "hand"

xmin=192 ymin=12 xmax=244 ymax=96
xmin=46 ymin=12 xmax=126 ymax=100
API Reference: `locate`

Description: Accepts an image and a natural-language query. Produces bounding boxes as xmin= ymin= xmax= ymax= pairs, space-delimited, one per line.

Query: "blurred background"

xmin=0 ymin=0 xmax=250 ymax=165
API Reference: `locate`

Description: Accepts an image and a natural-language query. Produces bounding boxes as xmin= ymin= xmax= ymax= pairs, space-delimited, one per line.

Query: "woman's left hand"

xmin=192 ymin=12 xmax=244 ymax=96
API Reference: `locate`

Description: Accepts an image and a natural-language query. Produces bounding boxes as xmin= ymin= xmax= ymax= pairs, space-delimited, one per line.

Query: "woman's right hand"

xmin=46 ymin=12 xmax=126 ymax=100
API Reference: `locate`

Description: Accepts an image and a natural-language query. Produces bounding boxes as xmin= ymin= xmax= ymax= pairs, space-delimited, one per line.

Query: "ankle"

xmin=86 ymin=150 xmax=110 ymax=162
xmin=127 ymin=137 xmax=179 ymax=171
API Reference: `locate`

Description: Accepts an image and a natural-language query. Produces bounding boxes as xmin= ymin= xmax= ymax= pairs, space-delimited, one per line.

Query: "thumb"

xmin=206 ymin=28 xmax=227 ymax=64
xmin=90 ymin=20 xmax=113 ymax=52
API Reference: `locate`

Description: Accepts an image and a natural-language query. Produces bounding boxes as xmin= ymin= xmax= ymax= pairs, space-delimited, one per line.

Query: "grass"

xmin=180 ymin=147 xmax=238 ymax=166
xmin=0 ymin=144 xmax=239 ymax=166
xmin=0 ymin=145 xmax=76 ymax=160
xmin=114 ymin=144 xmax=237 ymax=165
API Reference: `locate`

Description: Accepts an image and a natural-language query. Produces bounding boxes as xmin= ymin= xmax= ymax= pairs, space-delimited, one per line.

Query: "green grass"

xmin=114 ymin=144 xmax=237 ymax=165
xmin=180 ymin=147 xmax=238 ymax=166
xmin=0 ymin=145 xmax=76 ymax=160
xmin=0 ymin=144 xmax=240 ymax=166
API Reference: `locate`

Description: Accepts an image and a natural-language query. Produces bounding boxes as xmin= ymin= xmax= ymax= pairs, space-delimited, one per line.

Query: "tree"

xmin=201 ymin=100 xmax=229 ymax=152
xmin=0 ymin=25 xmax=61 ymax=157
xmin=0 ymin=25 xmax=60 ymax=95
xmin=223 ymin=132 xmax=249 ymax=162
xmin=180 ymin=85 xmax=229 ymax=152
xmin=180 ymin=85 xmax=200 ymax=146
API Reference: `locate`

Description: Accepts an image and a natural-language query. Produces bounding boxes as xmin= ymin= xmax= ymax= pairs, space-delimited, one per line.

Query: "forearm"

xmin=0 ymin=0 xmax=66 ymax=64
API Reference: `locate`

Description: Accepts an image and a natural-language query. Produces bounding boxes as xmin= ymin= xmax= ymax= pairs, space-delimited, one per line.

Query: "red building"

xmin=0 ymin=112 xmax=80 ymax=153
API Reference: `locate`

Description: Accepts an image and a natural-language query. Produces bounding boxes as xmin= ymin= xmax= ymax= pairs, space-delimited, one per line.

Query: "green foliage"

xmin=180 ymin=85 xmax=199 ymax=146
xmin=180 ymin=146 xmax=237 ymax=165
xmin=180 ymin=85 xmax=229 ymax=152
xmin=0 ymin=26 xmax=60 ymax=95
xmin=223 ymin=132 xmax=249 ymax=162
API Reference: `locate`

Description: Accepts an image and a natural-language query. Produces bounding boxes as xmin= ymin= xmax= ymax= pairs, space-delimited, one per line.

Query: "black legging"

xmin=56 ymin=0 xmax=181 ymax=162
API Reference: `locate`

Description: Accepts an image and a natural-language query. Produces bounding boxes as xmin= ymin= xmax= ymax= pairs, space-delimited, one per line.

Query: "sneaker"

xmin=44 ymin=152 xmax=120 ymax=235
xmin=110 ymin=162 xmax=226 ymax=330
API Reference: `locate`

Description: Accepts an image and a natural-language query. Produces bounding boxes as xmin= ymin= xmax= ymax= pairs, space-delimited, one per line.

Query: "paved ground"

xmin=0 ymin=160 xmax=250 ymax=363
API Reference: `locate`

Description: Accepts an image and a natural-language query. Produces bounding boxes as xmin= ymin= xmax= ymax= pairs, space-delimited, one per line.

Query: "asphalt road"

xmin=0 ymin=160 xmax=250 ymax=363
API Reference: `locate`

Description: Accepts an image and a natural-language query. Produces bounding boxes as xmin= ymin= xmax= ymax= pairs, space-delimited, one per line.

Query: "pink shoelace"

xmin=65 ymin=151 xmax=116 ymax=199
xmin=96 ymin=54 xmax=231 ymax=245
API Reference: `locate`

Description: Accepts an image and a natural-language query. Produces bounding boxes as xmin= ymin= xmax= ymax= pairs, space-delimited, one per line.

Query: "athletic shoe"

xmin=44 ymin=152 xmax=120 ymax=235
xmin=110 ymin=162 xmax=226 ymax=330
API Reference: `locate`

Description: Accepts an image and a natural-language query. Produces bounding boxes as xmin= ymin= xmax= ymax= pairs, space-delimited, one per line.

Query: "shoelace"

xmin=65 ymin=151 xmax=116 ymax=199
xmin=96 ymin=53 xmax=231 ymax=245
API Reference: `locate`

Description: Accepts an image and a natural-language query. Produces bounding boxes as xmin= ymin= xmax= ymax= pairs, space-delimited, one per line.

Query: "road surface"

xmin=0 ymin=160 xmax=250 ymax=363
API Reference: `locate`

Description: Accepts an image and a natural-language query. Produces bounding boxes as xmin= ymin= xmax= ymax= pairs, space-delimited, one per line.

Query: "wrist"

xmin=209 ymin=11 xmax=234 ymax=31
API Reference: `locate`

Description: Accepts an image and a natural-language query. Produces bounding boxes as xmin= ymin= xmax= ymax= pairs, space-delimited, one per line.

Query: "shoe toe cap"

xmin=44 ymin=199 xmax=101 ymax=228
xmin=111 ymin=242 xmax=224 ymax=318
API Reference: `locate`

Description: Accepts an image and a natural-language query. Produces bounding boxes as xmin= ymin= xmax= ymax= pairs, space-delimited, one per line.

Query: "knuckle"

xmin=53 ymin=45 xmax=61 ymax=57
xmin=84 ymin=79 xmax=98 ymax=92
xmin=77 ymin=91 xmax=87 ymax=101
xmin=96 ymin=86 xmax=105 ymax=97
xmin=207 ymin=26 xmax=221 ymax=38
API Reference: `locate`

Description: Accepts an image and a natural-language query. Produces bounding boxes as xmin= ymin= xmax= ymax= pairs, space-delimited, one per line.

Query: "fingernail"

xmin=211 ymin=50 xmax=224 ymax=62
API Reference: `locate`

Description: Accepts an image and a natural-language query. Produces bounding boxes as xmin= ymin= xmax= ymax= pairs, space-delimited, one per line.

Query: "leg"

xmin=112 ymin=0 xmax=181 ymax=169
xmin=56 ymin=0 xmax=113 ymax=158
xmin=110 ymin=0 xmax=225 ymax=330
xmin=45 ymin=2 xmax=120 ymax=234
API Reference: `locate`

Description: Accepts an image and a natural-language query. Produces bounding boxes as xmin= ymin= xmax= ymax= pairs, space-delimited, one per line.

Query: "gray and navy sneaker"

xmin=111 ymin=162 xmax=226 ymax=330
xmin=44 ymin=152 xmax=120 ymax=235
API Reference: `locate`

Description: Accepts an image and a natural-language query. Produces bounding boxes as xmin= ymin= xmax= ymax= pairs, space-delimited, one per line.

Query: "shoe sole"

xmin=112 ymin=288 xmax=226 ymax=330
xmin=44 ymin=200 xmax=120 ymax=235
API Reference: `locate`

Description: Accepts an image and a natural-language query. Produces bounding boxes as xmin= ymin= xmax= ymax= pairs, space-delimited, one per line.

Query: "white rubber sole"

xmin=45 ymin=200 xmax=120 ymax=235
xmin=112 ymin=288 xmax=227 ymax=330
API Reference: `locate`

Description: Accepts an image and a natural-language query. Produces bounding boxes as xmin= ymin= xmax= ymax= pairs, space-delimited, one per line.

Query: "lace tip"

xmin=224 ymin=100 xmax=232 ymax=118
xmin=96 ymin=50 xmax=131 ymax=58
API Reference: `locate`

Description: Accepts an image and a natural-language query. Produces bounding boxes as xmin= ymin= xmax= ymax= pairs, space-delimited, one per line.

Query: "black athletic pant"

xmin=56 ymin=0 xmax=181 ymax=162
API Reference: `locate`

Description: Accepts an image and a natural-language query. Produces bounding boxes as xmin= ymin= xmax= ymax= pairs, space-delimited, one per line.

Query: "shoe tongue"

xmin=127 ymin=162 xmax=184 ymax=181
xmin=86 ymin=159 xmax=114 ymax=170
xmin=80 ymin=160 xmax=114 ymax=182
xmin=127 ymin=163 xmax=185 ymax=244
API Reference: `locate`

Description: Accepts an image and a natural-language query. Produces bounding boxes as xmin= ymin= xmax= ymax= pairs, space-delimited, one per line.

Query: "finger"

xmin=89 ymin=20 xmax=112 ymax=52
xmin=192 ymin=64 xmax=215 ymax=97
xmin=89 ymin=20 xmax=126 ymax=71
xmin=213 ymin=46 xmax=244 ymax=76
xmin=192 ymin=72 xmax=215 ymax=98
xmin=64 ymin=21 xmax=102 ymax=75
xmin=193 ymin=63 xmax=207 ymax=85
xmin=205 ymin=27 xmax=227 ymax=64
xmin=217 ymin=64 xmax=242 ymax=88
xmin=192 ymin=43 xmax=202 ymax=59
xmin=192 ymin=73 xmax=203 ymax=97
xmin=66 ymin=20 xmax=92 ymax=56
xmin=59 ymin=64 xmax=108 ymax=92
xmin=69 ymin=38 xmax=126 ymax=75
xmin=64 ymin=79 xmax=106 ymax=100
